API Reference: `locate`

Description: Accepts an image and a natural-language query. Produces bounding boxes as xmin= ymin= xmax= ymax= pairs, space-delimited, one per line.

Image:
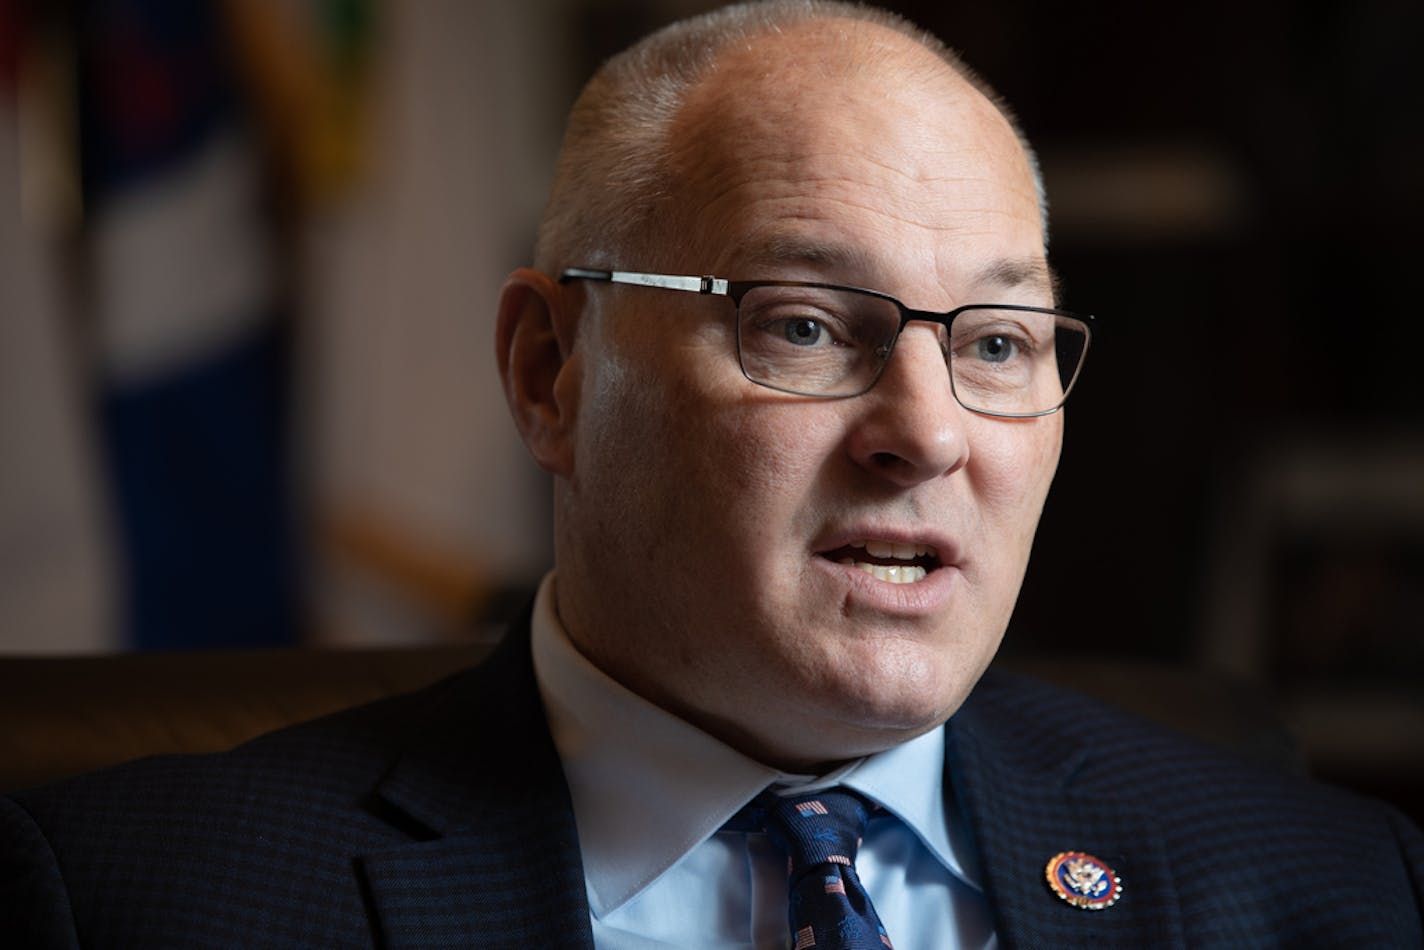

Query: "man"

xmin=3 ymin=3 xmax=1421 ymax=948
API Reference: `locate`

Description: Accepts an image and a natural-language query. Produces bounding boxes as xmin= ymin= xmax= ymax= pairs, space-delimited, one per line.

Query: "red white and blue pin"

xmin=1045 ymin=851 xmax=1122 ymax=910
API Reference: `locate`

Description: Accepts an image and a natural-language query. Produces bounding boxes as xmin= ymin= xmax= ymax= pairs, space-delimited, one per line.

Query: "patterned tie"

xmin=738 ymin=788 xmax=893 ymax=950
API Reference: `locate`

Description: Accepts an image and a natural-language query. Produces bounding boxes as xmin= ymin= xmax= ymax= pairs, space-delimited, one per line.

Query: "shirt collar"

xmin=529 ymin=573 xmax=981 ymax=915
xmin=839 ymin=727 xmax=984 ymax=891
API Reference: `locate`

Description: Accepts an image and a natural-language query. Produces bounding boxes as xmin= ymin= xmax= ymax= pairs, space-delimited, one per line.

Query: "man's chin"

xmin=773 ymin=683 xmax=973 ymax=767
xmin=833 ymin=634 xmax=988 ymax=718
xmin=844 ymin=691 xmax=967 ymax=742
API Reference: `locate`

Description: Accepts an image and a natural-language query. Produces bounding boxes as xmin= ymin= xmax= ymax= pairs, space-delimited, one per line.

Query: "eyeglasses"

xmin=559 ymin=267 xmax=1094 ymax=418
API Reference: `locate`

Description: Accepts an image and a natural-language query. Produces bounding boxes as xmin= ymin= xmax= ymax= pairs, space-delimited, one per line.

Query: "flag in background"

xmin=2 ymin=0 xmax=118 ymax=653
xmin=80 ymin=0 xmax=295 ymax=649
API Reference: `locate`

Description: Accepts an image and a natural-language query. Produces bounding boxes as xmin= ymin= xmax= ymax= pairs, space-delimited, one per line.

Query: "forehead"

xmin=663 ymin=20 xmax=1043 ymax=299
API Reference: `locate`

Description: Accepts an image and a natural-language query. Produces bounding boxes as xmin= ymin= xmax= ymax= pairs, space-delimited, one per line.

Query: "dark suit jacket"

xmin=4 ymin=620 xmax=1422 ymax=948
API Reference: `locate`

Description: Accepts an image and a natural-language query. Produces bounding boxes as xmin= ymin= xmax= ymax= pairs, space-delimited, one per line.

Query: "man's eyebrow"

xmin=974 ymin=257 xmax=1061 ymax=301
xmin=739 ymin=236 xmax=877 ymax=276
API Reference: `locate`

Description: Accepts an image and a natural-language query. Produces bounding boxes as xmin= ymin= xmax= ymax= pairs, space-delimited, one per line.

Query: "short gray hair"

xmin=533 ymin=0 xmax=1046 ymax=273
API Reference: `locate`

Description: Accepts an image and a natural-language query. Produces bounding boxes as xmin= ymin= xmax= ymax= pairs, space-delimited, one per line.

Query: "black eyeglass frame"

xmin=558 ymin=267 xmax=1095 ymax=418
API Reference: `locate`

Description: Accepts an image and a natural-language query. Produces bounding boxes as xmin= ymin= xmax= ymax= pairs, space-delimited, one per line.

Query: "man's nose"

xmin=844 ymin=324 xmax=969 ymax=486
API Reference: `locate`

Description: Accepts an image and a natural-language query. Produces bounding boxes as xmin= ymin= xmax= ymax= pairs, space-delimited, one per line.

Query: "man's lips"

xmin=816 ymin=538 xmax=945 ymax=585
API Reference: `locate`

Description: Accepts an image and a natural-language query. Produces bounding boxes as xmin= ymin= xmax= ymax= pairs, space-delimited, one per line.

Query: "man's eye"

xmin=782 ymin=318 xmax=828 ymax=346
xmin=975 ymin=335 xmax=1017 ymax=363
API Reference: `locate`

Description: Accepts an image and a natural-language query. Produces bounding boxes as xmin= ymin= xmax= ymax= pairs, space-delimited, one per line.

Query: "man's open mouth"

xmin=818 ymin=539 xmax=940 ymax=584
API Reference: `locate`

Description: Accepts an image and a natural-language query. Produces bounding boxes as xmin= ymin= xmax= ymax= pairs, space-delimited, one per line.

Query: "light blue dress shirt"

xmin=530 ymin=574 xmax=997 ymax=949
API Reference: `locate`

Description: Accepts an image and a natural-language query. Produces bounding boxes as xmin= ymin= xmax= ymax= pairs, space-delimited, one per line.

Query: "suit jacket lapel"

xmin=360 ymin=614 xmax=594 ymax=948
xmin=947 ymin=670 xmax=1186 ymax=949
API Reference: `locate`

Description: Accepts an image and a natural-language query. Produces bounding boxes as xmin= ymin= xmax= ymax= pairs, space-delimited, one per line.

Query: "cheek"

xmin=703 ymin=402 xmax=857 ymax=545
xmin=719 ymin=407 xmax=822 ymax=482
xmin=574 ymin=343 xmax=756 ymax=534
xmin=969 ymin=418 xmax=1062 ymax=537
xmin=569 ymin=349 xmax=690 ymax=568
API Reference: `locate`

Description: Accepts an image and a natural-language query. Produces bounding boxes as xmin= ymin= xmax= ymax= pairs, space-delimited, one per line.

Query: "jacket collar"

xmin=359 ymin=613 xmax=594 ymax=948
xmin=947 ymin=668 xmax=1186 ymax=949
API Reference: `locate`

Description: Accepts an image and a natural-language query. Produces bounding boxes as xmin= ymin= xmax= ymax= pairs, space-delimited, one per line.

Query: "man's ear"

xmin=495 ymin=268 xmax=580 ymax=477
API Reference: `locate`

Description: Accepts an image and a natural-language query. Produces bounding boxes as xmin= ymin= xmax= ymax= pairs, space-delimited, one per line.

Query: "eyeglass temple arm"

xmin=559 ymin=268 xmax=730 ymax=296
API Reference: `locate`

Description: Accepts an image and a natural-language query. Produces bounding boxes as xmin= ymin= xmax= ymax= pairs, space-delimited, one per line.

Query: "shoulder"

xmin=966 ymin=665 xmax=1414 ymax=831
xmin=958 ymin=668 xmax=1424 ymax=942
xmin=1 ymin=676 xmax=434 ymax=876
xmin=6 ymin=622 xmax=543 ymax=824
xmin=0 ymin=647 xmax=537 ymax=947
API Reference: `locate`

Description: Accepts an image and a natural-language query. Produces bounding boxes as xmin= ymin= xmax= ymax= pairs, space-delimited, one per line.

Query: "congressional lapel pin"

xmin=1045 ymin=851 xmax=1122 ymax=910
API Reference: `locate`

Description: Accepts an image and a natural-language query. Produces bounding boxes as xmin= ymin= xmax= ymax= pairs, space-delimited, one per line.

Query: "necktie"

xmin=739 ymin=788 xmax=893 ymax=950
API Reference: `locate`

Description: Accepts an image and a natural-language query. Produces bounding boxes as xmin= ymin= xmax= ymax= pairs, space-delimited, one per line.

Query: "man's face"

xmin=551 ymin=24 xmax=1061 ymax=770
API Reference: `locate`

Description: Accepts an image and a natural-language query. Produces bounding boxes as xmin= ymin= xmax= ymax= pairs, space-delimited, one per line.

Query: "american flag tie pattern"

xmin=744 ymin=788 xmax=894 ymax=950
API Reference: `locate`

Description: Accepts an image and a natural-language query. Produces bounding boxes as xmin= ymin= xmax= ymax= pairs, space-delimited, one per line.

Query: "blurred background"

xmin=2 ymin=1 xmax=1420 ymax=815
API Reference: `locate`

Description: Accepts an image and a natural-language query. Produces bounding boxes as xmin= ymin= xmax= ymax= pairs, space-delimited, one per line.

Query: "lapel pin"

xmin=1045 ymin=851 xmax=1122 ymax=910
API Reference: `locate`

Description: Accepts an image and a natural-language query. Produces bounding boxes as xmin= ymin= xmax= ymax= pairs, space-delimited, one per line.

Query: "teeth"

xmin=837 ymin=558 xmax=928 ymax=584
xmin=862 ymin=563 xmax=927 ymax=584
xmin=852 ymin=539 xmax=933 ymax=561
